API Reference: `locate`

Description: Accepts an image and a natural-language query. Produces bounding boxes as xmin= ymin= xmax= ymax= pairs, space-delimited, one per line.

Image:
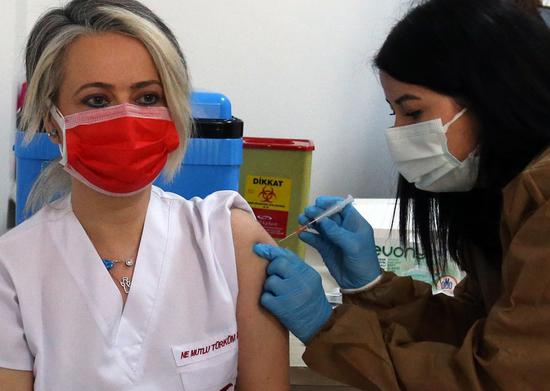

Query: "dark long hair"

xmin=375 ymin=0 xmax=550 ymax=278
xmin=511 ymin=0 xmax=543 ymax=14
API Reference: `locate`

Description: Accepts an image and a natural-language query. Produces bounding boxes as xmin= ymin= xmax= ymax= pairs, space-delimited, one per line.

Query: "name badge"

xmin=171 ymin=329 xmax=238 ymax=367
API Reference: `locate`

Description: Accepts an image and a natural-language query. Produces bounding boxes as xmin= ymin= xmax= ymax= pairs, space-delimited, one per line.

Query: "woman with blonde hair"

xmin=0 ymin=0 xmax=288 ymax=389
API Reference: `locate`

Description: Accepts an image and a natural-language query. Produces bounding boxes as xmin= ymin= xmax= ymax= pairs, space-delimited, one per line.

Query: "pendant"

xmin=120 ymin=276 xmax=132 ymax=294
xmin=125 ymin=259 xmax=134 ymax=267
xmin=102 ymin=260 xmax=114 ymax=270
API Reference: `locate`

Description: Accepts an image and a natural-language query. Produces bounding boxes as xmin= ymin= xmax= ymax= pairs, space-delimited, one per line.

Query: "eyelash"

xmin=81 ymin=93 xmax=164 ymax=108
xmin=406 ymin=110 xmax=423 ymax=119
xmin=388 ymin=110 xmax=422 ymax=119
xmin=137 ymin=93 xmax=163 ymax=106
xmin=82 ymin=95 xmax=110 ymax=108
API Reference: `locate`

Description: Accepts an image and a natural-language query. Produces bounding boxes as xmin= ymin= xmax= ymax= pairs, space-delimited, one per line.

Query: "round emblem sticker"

xmin=436 ymin=275 xmax=458 ymax=292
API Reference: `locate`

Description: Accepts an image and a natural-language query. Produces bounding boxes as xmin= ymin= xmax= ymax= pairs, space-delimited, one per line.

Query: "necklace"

xmin=102 ymin=258 xmax=135 ymax=270
xmin=102 ymin=258 xmax=134 ymax=294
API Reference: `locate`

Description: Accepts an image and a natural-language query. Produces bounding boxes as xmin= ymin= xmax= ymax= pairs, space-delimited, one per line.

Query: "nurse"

xmin=254 ymin=0 xmax=550 ymax=389
xmin=0 ymin=0 xmax=288 ymax=389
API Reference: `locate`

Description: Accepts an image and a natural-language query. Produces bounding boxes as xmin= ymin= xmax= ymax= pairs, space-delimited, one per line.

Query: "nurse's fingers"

xmin=299 ymin=231 xmax=332 ymax=255
xmin=253 ymin=243 xmax=289 ymax=261
xmin=254 ymin=243 xmax=305 ymax=278
xmin=264 ymin=275 xmax=287 ymax=296
xmin=260 ymin=291 xmax=279 ymax=314
xmin=315 ymin=196 xmax=345 ymax=209
xmin=303 ymin=206 xmax=322 ymax=222
xmin=303 ymin=205 xmax=343 ymax=226
xmin=266 ymin=255 xmax=301 ymax=279
xmin=298 ymin=213 xmax=309 ymax=226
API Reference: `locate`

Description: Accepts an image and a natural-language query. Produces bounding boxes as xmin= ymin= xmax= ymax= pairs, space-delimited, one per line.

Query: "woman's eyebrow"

xmin=73 ymin=82 xmax=114 ymax=97
xmin=395 ymin=94 xmax=421 ymax=105
xmin=131 ymin=80 xmax=162 ymax=89
xmin=73 ymin=80 xmax=162 ymax=97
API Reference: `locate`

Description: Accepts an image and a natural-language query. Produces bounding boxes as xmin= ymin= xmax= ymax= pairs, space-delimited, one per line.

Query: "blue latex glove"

xmin=253 ymin=243 xmax=332 ymax=344
xmin=298 ymin=196 xmax=381 ymax=290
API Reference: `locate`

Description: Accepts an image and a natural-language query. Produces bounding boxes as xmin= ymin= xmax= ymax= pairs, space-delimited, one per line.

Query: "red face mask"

xmin=51 ymin=104 xmax=180 ymax=196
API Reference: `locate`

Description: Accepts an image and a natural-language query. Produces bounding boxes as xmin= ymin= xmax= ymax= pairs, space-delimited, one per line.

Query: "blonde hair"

xmin=21 ymin=0 xmax=192 ymax=215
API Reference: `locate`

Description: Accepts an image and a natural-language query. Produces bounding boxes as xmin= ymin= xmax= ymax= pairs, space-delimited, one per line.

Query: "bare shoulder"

xmin=230 ymin=208 xmax=276 ymax=293
xmin=230 ymin=207 xmax=274 ymax=310
xmin=0 ymin=368 xmax=34 ymax=390
xmin=230 ymin=208 xmax=289 ymax=390
xmin=230 ymin=208 xmax=275 ymax=247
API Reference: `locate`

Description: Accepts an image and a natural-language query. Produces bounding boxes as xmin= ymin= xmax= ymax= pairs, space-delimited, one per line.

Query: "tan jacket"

xmin=303 ymin=147 xmax=550 ymax=390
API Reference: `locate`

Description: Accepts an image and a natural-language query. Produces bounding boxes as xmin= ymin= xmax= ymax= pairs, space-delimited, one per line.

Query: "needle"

xmin=278 ymin=195 xmax=354 ymax=243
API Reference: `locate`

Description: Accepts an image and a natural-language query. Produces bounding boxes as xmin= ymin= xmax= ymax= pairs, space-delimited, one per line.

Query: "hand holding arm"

xmin=253 ymin=244 xmax=333 ymax=344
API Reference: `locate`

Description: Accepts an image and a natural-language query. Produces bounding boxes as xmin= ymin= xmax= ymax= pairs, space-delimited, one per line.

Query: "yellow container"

xmin=239 ymin=137 xmax=314 ymax=257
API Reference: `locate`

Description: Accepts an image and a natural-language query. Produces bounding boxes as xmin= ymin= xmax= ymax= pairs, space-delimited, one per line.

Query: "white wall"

xmin=3 ymin=1 xmax=410 ymax=231
xmin=148 ymin=0 xmax=405 ymax=200
xmin=151 ymin=0 xmax=408 ymax=200
xmin=0 ymin=0 xmax=27 ymax=234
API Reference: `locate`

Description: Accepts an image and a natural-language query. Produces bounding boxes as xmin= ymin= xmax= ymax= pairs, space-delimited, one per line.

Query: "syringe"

xmin=278 ymin=195 xmax=354 ymax=243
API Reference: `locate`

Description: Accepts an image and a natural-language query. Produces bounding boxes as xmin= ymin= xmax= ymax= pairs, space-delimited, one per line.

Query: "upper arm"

xmin=230 ymin=208 xmax=289 ymax=391
xmin=0 ymin=368 xmax=33 ymax=391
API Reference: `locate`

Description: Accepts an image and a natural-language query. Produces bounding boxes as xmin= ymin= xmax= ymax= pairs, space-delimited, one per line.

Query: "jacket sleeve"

xmin=303 ymin=195 xmax=550 ymax=389
xmin=344 ymin=272 xmax=485 ymax=346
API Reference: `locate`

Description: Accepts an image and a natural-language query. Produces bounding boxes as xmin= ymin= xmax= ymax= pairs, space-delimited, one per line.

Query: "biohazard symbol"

xmin=258 ymin=186 xmax=277 ymax=203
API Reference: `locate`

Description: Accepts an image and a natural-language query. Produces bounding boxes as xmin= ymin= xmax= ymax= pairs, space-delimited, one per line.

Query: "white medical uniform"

xmin=0 ymin=186 xmax=249 ymax=390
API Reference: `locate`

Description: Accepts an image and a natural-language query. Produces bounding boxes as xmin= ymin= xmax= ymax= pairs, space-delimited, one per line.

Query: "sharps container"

xmin=154 ymin=91 xmax=243 ymax=198
xmin=239 ymin=138 xmax=314 ymax=258
xmin=15 ymin=91 xmax=243 ymax=224
xmin=154 ymin=116 xmax=243 ymax=199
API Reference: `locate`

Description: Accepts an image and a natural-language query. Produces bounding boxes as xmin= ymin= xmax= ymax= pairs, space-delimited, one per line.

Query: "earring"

xmin=47 ymin=129 xmax=58 ymax=137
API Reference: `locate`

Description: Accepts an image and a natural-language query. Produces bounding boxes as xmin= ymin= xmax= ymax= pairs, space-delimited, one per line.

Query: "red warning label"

xmin=252 ymin=209 xmax=289 ymax=239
